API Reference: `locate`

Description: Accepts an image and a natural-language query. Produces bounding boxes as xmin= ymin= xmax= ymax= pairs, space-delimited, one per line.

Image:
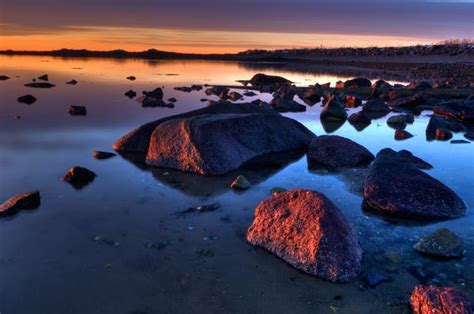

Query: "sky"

xmin=1 ymin=0 xmax=473 ymax=53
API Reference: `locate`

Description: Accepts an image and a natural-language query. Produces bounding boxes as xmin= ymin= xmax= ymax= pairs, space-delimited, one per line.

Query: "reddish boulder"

xmin=62 ymin=166 xmax=96 ymax=189
xmin=0 ymin=190 xmax=40 ymax=216
xmin=395 ymin=129 xmax=413 ymax=140
xmin=247 ymin=189 xmax=362 ymax=282
xmin=410 ymin=285 xmax=472 ymax=314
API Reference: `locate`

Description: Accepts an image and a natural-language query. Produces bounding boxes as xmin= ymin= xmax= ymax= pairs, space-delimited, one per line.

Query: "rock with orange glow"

xmin=113 ymin=101 xmax=276 ymax=153
xmin=246 ymin=189 xmax=362 ymax=282
xmin=145 ymin=113 xmax=314 ymax=175
xmin=0 ymin=190 xmax=40 ymax=217
xmin=410 ymin=285 xmax=472 ymax=314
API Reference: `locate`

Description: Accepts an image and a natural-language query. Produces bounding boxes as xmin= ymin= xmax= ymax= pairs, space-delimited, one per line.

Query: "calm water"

xmin=0 ymin=56 xmax=473 ymax=314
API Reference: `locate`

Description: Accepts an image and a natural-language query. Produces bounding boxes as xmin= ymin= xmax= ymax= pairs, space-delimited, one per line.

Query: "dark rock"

xmin=348 ymin=111 xmax=371 ymax=130
xmin=410 ymin=285 xmax=471 ymax=314
xmin=365 ymin=273 xmax=393 ymax=288
xmin=243 ymin=91 xmax=257 ymax=97
xmin=113 ymin=101 xmax=277 ymax=153
xmin=91 ymin=151 xmax=116 ymax=160
xmin=24 ymin=82 xmax=55 ymax=88
xmin=394 ymin=129 xmax=413 ymax=140
xmin=426 ymin=116 xmax=450 ymax=140
xmin=174 ymin=86 xmax=193 ymax=92
xmin=179 ymin=202 xmax=220 ymax=216
xmin=249 ymin=73 xmax=291 ymax=86
xmin=435 ymin=128 xmax=453 ymax=141
xmin=205 ymin=86 xmax=229 ymax=98
xmin=145 ymin=113 xmax=314 ymax=175
xmin=141 ymin=88 xmax=166 ymax=107
xmin=126 ymin=76 xmax=136 ymax=81
xmin=38 ymin=74 xmax=49 ymax=81
xmin=434 ymin=100 xmax=474 ymax=122
xmin=413 ymin=228 xmax=464 ymax=258
xmin=465 ymin=130 xmax=474 ymax=140
xmin=66 ymin=79 xmax=78 ymax=85
xmin=270 ymin=92 xmax=306 ymax=113
xmin=68 ymin=105 xmax=87 ymax=116
xmin=230 ymin=175 xmax=251 ymax=190
xmin=321 ymin=96 xmax=347 ymax=121
xmin=0 ymin=75 xmax=10 ymax=80
xmin=397 ymin=150 xmax=432 ymax=169
xmin=246 ymin=189 xmax=362 ymax=282
xmin=307 ymin=135 xmax=374 ymax=170
xmin=168 ymin=97 xmax=177 ymax=103
xmin=363 ymin=148 xmax=466 ymax=220
xmin=62 ymin=166 xmax=96 ymax=188
xmin=0 ymin=190 xmax=40 ymax=216
xmin=372 ymin=80 xmax=392 ymax=89
xmin=228 ymin=91 xmax=243 ymax=101
xmin=335 ymin=80 xmax=344 ymax=89
xmin=344 ymin=77 xmax=371 ymax=89
xmin=300 ymin=88 xmax=323 ymax=106
xmin=406 ymin=81 xmax=432 ymax=89
xmin=447 ymin=120 xmax=466 ymax=132
xmin=343 ymin=94 xmax=362 ymax=108
xmin=124 ymin=90 xmax=137 ymax=98
xmin=451 ymin=139 xmax=470 ymax=144
xmin=17 ymin=94 xmax=37 ymax=105
xmin=389 ymin=95 xmax=427 ymax=109
xmin=387 ymin=115 xmax=407 ymax=130
xmin=362 ymin=99 xmax=390 ymax=114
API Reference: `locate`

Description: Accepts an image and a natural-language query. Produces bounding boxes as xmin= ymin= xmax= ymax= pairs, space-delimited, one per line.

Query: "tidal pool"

xmin=0 ymin=56 xmax=472 ymax=314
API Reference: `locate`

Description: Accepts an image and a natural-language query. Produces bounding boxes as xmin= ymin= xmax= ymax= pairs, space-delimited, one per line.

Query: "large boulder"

xmin=321 ymin=96 xmax=347 ymax=121
xmin=307 ymin=135 xmax=374 ymax=170
xmin=113 ymin=102 xmax=276 ymax=153
xmin=413 ymin=228 xmax=464 ymax=258
xmin=145 ymin=113 xmax=315 ymax=175
xmin=363 ymin=148 xmax=466 ymax=220
xmin=247 ymin=189 xmax=362 ymax=282
xmin=410 ymin=285 xmax=471 ymax=314
xmin=426 ymin=116 xmax=450 ymax=141
xmin=362 ymin=99 xmax=390 ymax=117
xmin=0 ymin=190 xmax=40 ymax=216
xmin=434 ymin=100 xmax=474 ymax=122
xmin=249 ymin=73 xmax=291 ymax=86
xmin=344 ymin=77 xmax=371 ymax=89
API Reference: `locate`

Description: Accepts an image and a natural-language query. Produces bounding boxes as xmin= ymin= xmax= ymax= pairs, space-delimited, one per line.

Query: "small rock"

xmin=365 ymin=273 xmax=393 ymax=287
xmin=68 ymin=105 xmax=87 ymax=116
xmin=395 ymin=129 xmax=413 ymax=140
xmin=435 ymin=127 xmax=453 ymax=141
xmin=24 ymin=82 xmax=55 ymax=88
xmin=230 ymin=175 xmax=251 ymax=190
xmin=451 ymin=139 xmax=470 ymax=144
xmin=91 ymin=151 xmax=116 ymax=160
xmin=387 ymin=115 xmax=407 ymax=130
xmin=62 ymin=166 xmax=96 ymax=188
xmin=126 ymin=76 xmax=136 ymax=81
xmin=0 ymin=75 xmax=10 ymax=80
xmin=0 ymin=190 xmax=40 ymax=216
xmin=66 ymin=79 xmax=78 ymax=85
xmin=413 ymin=228 xmax=464 ymax=258
xmin=38 ymin=74 xmax=49 ymax=81
xmin=17 ymin=94 xmax=37 ymax=104
xmin=124 ymin=90 xmax=137 ymax=98
xmin=168 ymin=97 xmax=177 ymax=102
xmin=228 ymin=91 xmax=243 ymax=101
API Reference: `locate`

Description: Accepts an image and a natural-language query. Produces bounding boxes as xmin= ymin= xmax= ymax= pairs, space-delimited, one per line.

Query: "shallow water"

xmin=0 ymin=56 xmax=473 ymax=314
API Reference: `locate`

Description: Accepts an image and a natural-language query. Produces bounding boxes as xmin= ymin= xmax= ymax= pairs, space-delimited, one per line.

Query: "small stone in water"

xmin=366 ymin=273 xmax=393 ymax=287
xmin=230 ymin=175 xmax=251 ymax=190
xmin=413 ymin=228 xmax=464 ymax=258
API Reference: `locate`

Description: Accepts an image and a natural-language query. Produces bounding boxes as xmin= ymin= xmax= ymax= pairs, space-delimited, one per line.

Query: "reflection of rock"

xmin=321 ymin=118 xmax=345 ymax=133
xmin=247 ymin=189 xmax=362 ymax=282
xmin=62 ymin=166 xmax=96 ymax=189
xmin=410 ymin=285 xmax=471 ymax=314
xmin=0 ymin=190 xmax=40 ymax=217
xmin=307 ymin=135 xmax=374 ymax=170
xmin=24 ymin=82 xmax=55 ymax=88
xmin=414 ymin=228 xmax=464 ymax=258
xmin=348 ymin=111 xmax=371 ymax=131
xmin=435 ymin=127 xmax=453 ymax=141
xmin=270 ymin=87 xmax=306 ymax=112
xmin=321 ymin=96 xmax=347 ymax=121
xmin=145 ymin=113 xmax=314 ymax=175
xmin=364 ymin=148 xmax=466 ymax=220
xmin=17 ymin=94 xmax=37 ymax=104
xmin=362 ymin=99 xmax=390 ymax=115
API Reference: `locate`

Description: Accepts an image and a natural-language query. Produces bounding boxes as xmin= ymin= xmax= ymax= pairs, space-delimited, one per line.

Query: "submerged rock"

xmin=307 ymin=135 xmax=374 ymax=170
xmin=113 ymin=102 xmax=277 ymax=153
xmin=410 ymin=285 xmax=471 ymax=314
xmin=363 ymin=148 xmax=466 ymax=220
xmin=0 ymin=190 xmax=40 ymax=216
xmin=17 ymin=94 xmax=37 ymax=104
xmin=247 ymin=189 xmax=362 ymax=282
xmin=365 ymin=273 xmax=393 ymax=288
xmin=24 ymin=82 xmax=55 ymax=88
xmin=68 ymin=105 xmax=87 ymax=116
xmin=145 ymin=113 xmax=314 ymax=175
xmin=414 ymin=228 xmax=464 ymax=258
xmin=62 ymin=166 xmax=96 ymax=188
xmin=230 ymin=175 xmax=251 ymax=190
xmin=91 ymin=151 xmax=116 ymax=160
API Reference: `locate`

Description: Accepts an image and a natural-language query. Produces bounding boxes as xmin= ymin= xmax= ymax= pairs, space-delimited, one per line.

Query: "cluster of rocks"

xmin=139 ymin=87 xmax=174 ymax=108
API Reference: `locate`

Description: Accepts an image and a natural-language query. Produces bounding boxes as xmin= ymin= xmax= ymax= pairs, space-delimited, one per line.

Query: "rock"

xmin=365 ymin=273 xmax=393 ymax=288
xmin=230 ymin=175 xmax=251 ymax=190
xmin=307 ymin=135 xmax=374 ymax=170
xmin=362 ymin=99 xmax=390 ymax=114
xmin=249 ymin=73 xmax=291 ymax=86
xmin=363 ymin=148 xmax=466 ymax=219
xmin=68 ymin=105 xmax=87 ymax=116
xmin=465 ymin=130 xmax=474 ymax=140
xmin=38 ymin=74 xmax=49 ymax=81
xmin=426 ymin=116 xmax=450 ymax=140
xmin=228 ymin=91 xmax=243 ymax=101
xmin=62 ymin=166 xmax=96 ymax=188
xmin=270 ymin=95 xmax=306 ymax=113
xmin=389 ymin=95 xmax=427 ymax=109
xmin=435 ymin=128 xmax=453 ymax=141
xmin=335 ymin=81 xmax=344 ymax=89
xmin=406 ymin=81 xmax=432 ymax=89
xmin=348 ymin=111 xmax=371 ymax=130
xmin=91 ymin=151 xmax=116 ymax=160
xmin=140 ymin=88 xmax=167 ymax=107
xmin=174 ymin=86 xmax=192 ymax=92
xmin=24 ymin=82 xmax=55 ymax=88
xmin=413 ymin=228 xmax=464 ymax=258
xmin=0 ymin=190 xmax=40 ymax=216
xmin=270 ymin=187 xmax=287 ymax=195
xmin=343 ymin=94 xmax=362 ymax=108
xmin=205 ymin=86 xmax=229 ymax=98
xmin=397 ymin=150 xmax=432 ymax=169
xmin=410 ymin=285 xmax=471 ymax=314
xmin=113 ymin=101 xmax=277 ymax=153
xmin=168 ymin=97 xmax=177 ymax=102
xmin=17 ymin=94 xmax=37 ymax=104
xmin=300 ymin=88 xmax=323 ymax=106
xmin=66 ymin=79 xmax=78 ymax=85
xmin=124 ymin=90 xmax=137 ymax=98
xmin=451 ymin=139 xmax=470 ymax=144
xmin=434 ymin=100 xmax=474 ymax=122
xmin=243 ymin=91 xmax=257 ymax=97
xmin=145 ymin=113 xmax=314 ymax=175
xmin=126 ymin=76 xmax=136 ymax=81
xmin=321 ymin=96 xmax=347 ymax=121
xmin=372 ymin=80 xmax=392 ymax=89
xmin=387 ymin=115 xmax=407 ymax=129
xmin=395 ymin=129 xmax=413 ymax=140
xmin=344 ymin=77 xmax=371 ymax=89
xmin=0 ymin=75 xmax=10 ymax=80
xmin=246 ymin=189 xmax=362 ymax=282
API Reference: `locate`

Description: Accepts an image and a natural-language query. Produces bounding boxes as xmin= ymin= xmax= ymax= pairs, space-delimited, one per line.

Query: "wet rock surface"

xmin=363 ymin=148 xmax=466 ymax=220
xmin=307 ymin=135 xmax=374 ymax=170
xmin=414 ymin=228 xmax=465 ymax=258
xmin=247 ymin=189 xmax=362 ymax=282
xmin=0 ymin=190 xmax=41 ymax=216
xmin=410 ymin=285 xmax=472 ymax=314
